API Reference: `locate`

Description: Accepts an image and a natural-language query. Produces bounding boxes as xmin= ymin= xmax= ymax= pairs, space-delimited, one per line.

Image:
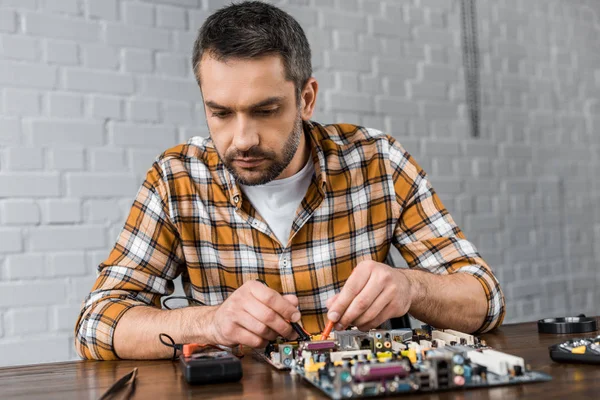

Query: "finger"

xmin=353 ymin=287 xmax=394 ymax=329
xmin=250 ymin=283 xmax=301 ymax=323
xmin=337 ymin=275 xmax=384 ymax=328
xmin=235 ymin=310 xmax=279 ymax=341
xmin=243 ymin=296 xmax=294 ymax=338
xmin=327 ymin=263 xmax=372 ymax=323
xmin=325 ymin=293 xmax=339 ymax=309
xmin=282 ymin=294 xmax=299 ymax=308
xmin=234 ymin=325 xmax=270 ymax=348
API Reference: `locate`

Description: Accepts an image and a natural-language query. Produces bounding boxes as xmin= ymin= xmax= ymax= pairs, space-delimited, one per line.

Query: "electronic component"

xmin=549 ymin=335 xmax=600 ymax=364
xmin=179 ymin=350 xmax=242 ymax=385
xmin=257 ymin=326 xmax=551 ymax=399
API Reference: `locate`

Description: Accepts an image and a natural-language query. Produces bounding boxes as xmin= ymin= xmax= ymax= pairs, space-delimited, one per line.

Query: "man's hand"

xmin=326 ymin=260 xmax=413 ymax=331
xmin=205 ymin=280 xmax=300 ymax=348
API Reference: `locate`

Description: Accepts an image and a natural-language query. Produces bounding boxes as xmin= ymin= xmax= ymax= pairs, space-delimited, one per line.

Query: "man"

xmin=75 ymin=1 xmax=504 ymax=360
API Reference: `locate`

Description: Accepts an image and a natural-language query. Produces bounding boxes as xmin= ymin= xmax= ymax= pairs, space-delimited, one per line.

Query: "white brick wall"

xmin=0 ymin=0 xmax=599 ymax=368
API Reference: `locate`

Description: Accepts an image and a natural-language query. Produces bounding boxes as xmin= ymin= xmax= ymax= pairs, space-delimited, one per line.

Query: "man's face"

xmin=198 ymin=53 xmax=304 ymax=186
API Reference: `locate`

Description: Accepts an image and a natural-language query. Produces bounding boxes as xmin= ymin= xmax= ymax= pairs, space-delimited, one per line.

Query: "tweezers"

xmin=98 ymin=367 xmax=138 ymax=400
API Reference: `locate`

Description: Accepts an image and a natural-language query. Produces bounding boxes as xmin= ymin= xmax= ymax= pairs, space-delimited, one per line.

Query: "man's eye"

xmin=211 ymin=111 xmax=230 ymax=119
xmin=255 ymin=108 xmax=278 ymax=116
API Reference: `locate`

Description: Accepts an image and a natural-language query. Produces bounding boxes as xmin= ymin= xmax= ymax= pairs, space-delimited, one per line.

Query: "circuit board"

xmin=256 ymin=326 xmax=551 ymax=399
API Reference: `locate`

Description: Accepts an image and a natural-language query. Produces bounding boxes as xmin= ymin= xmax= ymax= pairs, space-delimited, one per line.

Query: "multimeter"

xmin=179 ymin=350 xmax=243 ymax=384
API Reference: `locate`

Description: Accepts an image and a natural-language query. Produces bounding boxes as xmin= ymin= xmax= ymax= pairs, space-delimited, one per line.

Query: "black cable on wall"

xmin=460 ymin=0 xmax=481 ymax=138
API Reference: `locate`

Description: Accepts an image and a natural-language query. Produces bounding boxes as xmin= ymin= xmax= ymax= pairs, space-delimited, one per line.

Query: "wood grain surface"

xmin=1 ymin=319 xmax=599 ymax=399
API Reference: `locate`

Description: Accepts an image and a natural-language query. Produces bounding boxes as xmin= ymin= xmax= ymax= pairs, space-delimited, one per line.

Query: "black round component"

xmin=537 ymin=316 xmax=597 ymax=334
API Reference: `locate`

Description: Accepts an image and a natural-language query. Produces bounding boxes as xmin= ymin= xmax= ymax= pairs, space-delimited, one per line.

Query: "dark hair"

xmin=191 ymin=1 xmax=312 ymax=101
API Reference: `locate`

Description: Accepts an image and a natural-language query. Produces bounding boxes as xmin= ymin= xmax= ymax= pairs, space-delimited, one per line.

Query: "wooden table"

xmin=2 ymin=320 xmax=599 ymax=399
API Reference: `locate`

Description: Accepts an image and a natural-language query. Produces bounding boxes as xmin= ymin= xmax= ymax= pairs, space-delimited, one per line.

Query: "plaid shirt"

xmin=75 ymin=121 xmax=505 ymax=360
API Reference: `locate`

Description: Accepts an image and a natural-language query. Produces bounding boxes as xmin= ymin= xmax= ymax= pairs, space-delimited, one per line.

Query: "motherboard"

xmin=256 ymin=326 xmax=551 ymax=399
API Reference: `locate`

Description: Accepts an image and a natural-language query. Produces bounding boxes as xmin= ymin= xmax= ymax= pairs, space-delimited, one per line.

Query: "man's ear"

xmin=299 ymin=77 xmax=318 ymax=120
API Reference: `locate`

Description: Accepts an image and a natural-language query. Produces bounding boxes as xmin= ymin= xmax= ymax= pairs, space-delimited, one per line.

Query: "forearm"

xmin=402 ymin=269 xmax=488 ymax=333
xmin=113 ymin=305 xmax=217 ymax=359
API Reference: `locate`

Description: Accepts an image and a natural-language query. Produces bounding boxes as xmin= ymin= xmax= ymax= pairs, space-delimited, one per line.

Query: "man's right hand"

xmin=205 ymin=280 xmax=301 ymax=348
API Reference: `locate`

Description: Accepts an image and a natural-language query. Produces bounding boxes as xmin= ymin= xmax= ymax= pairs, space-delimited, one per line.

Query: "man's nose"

xmin=232 ymin=115 xmax=259 ymax=152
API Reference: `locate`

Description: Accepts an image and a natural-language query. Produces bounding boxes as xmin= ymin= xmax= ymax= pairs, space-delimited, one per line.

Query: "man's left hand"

xmin=325 ymin=260 xmax=412 ymax=331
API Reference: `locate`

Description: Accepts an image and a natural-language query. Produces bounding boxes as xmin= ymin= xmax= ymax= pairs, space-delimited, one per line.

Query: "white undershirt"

xmin=239 ymin=159 xmax=314 ymax=246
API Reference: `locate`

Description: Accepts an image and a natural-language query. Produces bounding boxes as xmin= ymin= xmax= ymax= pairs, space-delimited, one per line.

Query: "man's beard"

xmin=218 ymin=115 xmax=304 ymax=186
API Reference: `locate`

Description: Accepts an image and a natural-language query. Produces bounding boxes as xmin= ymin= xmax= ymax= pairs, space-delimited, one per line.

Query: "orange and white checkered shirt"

xmin=75 ymin=121 xmax=505 ymax=360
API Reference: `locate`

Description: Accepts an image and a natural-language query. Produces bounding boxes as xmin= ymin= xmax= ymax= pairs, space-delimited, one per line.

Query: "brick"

xmin=464 ymin=141 xmax=498 ymax=157
xmin=0 ymin=9 xmax=16 ymax=33
xmin=504 ymin=179 xmax=536 ymax=194
xmin=29 ymin=226 xmax=106 ymax=251
xmin=82 ymin=44 xmax=119 ymax=70
xmin=84 ymin=199 xmax=122 ymax=223
xmin=131 ymin=149 xmax=161 ymax=176
xmin=65 ymin=68 xmax=134 ymax=94
xmin=0 ymin=228 xmax=22 ymax=253
xmin=105 ymin=23 xmax=170 ymax=50
xmin=47 ymin=252 xmax=86 ymax=278
xmin=1 ymin=200 xmax=40 ymax=225
xmin=5 ymin=147 xmax=44 ymax=171
xmin=163 ymin=101 xmax=193 ymax=125
xmin=5 ymin=254 xmax=44 ymax=280
xmin=375 ymin=96 xmax=419 ymax=116
xmin=336 ymin=72 xmax=359 ymax=92
xmin=144 ymin=0 xmax=200 ymax=6
xmin=465 ymin=214 xmax=502 ymax=232
xmin=0 ymin=335 xmax=71 ymax=367
xmin=407 ymin=81 xmax=447 ymax=99
xmin=500 ymin=144 xmax=533 ymax=158
xmin=3 ymin=89 xmax=41 ymax=116
xmin=44 ymin=39 xmax=79 ymax=65
xmin=6 ymin=308 xmax=48 ymax=335
xmin=0 ymin=0 xmax=37 ymax=9
xmin=419 ymin=64 xmax=457 ymax=82
xmin=0 ymin=34 xmax=39 ymax=61
xmin=0 ymin=174 xmax=60 ymax=197
xmin=91 ymin=96 xmax=123 ymax=120
xmin=280 ymin=5 xmax=316 ymax=26
xmin=140 ymin=76 xmax=201 ymax=101
xmin=325 ymin=51 xmax=372 ymax=72
xmin=326 ymin=91 xmax=373 ymax=113
xmin=48 ymin=93 xmax=84 ymax=118
xmin=31 ymin=120 xmax=104 ymax=146
xmin=158 ymin=6 xmax=187 ymax=29
xmin=48 ymin=148 xmax=85 ymax=171
xmin=128 ymin=99 xmax=161 ymax=122
xmin=123 ymin=48 xmax=154 ymax=73
xmin=124 ymin=2 xmax=155 ymax=26
xmin=320 ymin=10 xmax=365 ymax=32
xmin=174 ymin=31 xmax=196 ymax=53
xmin=156 ymin=53 xmax=188 ymax=77
xmin=23 ymin=12 xmax=100 ymax=42
xmin=187 ymin=9 xmax=208 ymax=30
xmin=66 ymin=173 xmax=138 ymax=197
xmin=369 ymin=17 xmax=410 ymax=37
xmin=52 ymin=304 xmax=82 ymax=331
xmin=90 ymin=148 xmax=127 ymax=172
xmin=41 ymin=199 xmax=81 ymax=224
xmin=111 ymin=124 xmax=178 ymax=148
xmin=414 ymin=26 xmax=456 ymax=46
xmin=423 ymin=139 xmax=461 ymax=156
xmin=0 ymin=118 xmax=21 ymax=145
xmin=41 ymin=0 xmax=81 ymax=15
xmin=87 ymin=0 xmax=118 ymax=21
xmin=422 ymin=102 xmax=458 ymax=119
xmin=0 ymin=61 xmax=57 ymax=89
xmin=376 ymin=58 xmax=417 ymax=78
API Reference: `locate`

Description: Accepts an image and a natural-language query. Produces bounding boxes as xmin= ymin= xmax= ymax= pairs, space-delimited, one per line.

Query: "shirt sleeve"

xmin=74 ymin=161 xmax=185 ymax=360
xmin=388 ymin=138 xmax=505 ymax=333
